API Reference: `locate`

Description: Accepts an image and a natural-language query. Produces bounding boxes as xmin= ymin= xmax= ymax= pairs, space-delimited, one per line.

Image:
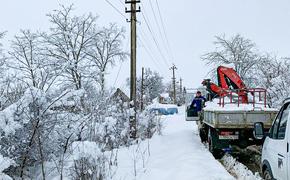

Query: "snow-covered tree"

xmin=8 ymin=30 xmax=56 ymax=91
xmin=44 ymin=5 xmax=97 ymax=90
xmin=86 ymin=23 xmax=127 ymax=92
xmin=202 ymin=34 xmax=261 ymax=84
xmin=128 ymin=68 xmax=165 ymax=109
xmin=253 ymin=56 xmax=290 ymax=107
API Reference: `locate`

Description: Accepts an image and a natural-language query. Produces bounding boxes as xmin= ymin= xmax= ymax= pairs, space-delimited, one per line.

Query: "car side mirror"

xmin=253 ymin=122 xmax=265 ymax=140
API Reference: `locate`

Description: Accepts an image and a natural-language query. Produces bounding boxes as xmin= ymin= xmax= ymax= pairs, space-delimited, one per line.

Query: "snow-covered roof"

xmin=160 ymin=93 xmax=169 ymax=98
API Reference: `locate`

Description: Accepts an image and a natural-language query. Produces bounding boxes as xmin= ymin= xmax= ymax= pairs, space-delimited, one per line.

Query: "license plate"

xmin=218 ymin=135 xmax=239 ymax=140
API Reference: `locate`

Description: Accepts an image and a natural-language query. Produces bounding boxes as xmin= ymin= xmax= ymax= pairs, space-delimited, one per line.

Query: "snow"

xmin=160 ymin=93 xmax=169 ymax=98
xmin=204 ymin=97 xmax=277 ymax=112
xmin=115 ymin=106 xmax=234 ymax=180
xmin=147 ymin=101 xmax=178 ymax=109
xmin=71 ymin=141 xmax=101 ymax=161
xmin=0 ymin=87 xmax=46 ymax=135
xmin=221 ymin=154 xmax=262 ymax=180
xmin=0 ymin=154 xmax=15 ymax=180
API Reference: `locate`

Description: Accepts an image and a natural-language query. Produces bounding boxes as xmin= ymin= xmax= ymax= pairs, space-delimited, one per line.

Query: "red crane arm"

xmin=217 ymin=66 xmax=247 ymax=90
xmin=202 ymin=66 xmax=248 ymax=103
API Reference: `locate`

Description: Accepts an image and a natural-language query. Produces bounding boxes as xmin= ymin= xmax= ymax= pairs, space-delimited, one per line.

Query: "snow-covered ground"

xmin=115 ymin=106 xmax=234 ymax=180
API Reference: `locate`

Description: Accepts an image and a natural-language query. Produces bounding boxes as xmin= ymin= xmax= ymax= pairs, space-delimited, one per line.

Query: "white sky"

xmin=1 ymin=0 xmax=290 ymax=89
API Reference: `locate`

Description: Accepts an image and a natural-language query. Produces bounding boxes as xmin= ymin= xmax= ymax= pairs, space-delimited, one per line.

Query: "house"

xmin=112 ymin=88 xmax=130 ymax=103
xmin=159 ymin=93 xmax=172 ymax=104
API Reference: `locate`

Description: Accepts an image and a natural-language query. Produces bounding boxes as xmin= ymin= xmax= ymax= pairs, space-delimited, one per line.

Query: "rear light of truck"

xmin=218 ymin=131 xmax=239 ymax=140
xmin=220 ymin=131 xmax=234 ymax=136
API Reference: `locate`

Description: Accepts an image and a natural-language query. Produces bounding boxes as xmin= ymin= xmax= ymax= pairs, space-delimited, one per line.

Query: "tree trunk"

xmin=37 ymin=134 xmax=46 ymax=180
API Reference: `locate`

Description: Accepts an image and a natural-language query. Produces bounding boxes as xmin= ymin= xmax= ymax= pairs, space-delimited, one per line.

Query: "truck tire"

xmin=208 ymin=128 xmax=224 ymax=159
xmin=263 ymin=168 xmax=274 ymax=180
xmin=199 ymin=128 xmax=207 ymax=143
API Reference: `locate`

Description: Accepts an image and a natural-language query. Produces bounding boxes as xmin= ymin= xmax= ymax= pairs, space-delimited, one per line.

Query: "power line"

xmin=137 ymin=35 xmax=168 ymax=76
xmin=113 ymin=61 xmax=124 ymax=87
xmin=148 ymin=0 xmax=172 ymax=60
xmin=117 ymin=0 xmax=125 ymax=6
xmin=155 ymin=0 xmax=175 ymax=61
xmin=104 ymin=0 xmax=127 ymax=19
xmin=138 ymin=28 xmax=167 ymax=68
xmin=140 ymin=8 xmax=170 ymax=68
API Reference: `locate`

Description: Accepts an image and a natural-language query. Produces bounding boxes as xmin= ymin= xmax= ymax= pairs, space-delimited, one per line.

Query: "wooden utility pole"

xmin=179 ymin=78 xmax=183 ymax=104
xmin=170 ymin=64 xmax=177 ymax=104
xmin=179 ymin=78 xmax=183 ymax=94
xmin=179 ymin=78 xmax=185 ymax=104
xmin=140 ymin=67 xmax=144 ymax=111
xmin=125 ymin=0 xmax=140 ymax=139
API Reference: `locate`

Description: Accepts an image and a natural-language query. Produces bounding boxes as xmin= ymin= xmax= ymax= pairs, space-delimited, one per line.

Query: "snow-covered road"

xmin=115 ymin=107 xmax=234 ymax=180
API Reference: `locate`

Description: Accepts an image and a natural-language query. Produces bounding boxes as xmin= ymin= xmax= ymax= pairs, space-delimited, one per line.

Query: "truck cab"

xmin=254 ymin=98 xmax=290 ymax=180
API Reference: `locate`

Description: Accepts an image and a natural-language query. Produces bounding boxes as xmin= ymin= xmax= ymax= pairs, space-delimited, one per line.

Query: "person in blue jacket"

xmin=190 ymin=91 xmax=206 ymax=112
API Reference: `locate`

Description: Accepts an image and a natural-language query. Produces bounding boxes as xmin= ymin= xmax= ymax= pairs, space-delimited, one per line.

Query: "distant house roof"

xmin=160 ymin=93 xmax=170 ymax=98
xmin=112 ymin=88 xmax=130 ymax=102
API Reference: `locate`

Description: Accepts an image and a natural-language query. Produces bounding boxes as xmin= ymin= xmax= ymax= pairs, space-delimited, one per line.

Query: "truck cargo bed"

xmin=203 ymin=109 xmax=277 ymax=129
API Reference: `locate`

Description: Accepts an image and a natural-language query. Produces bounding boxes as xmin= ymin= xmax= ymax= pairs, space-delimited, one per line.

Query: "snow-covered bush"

xmin=69 ymin=141 xmax=110 ymax=180
xmin=0 ymin=155 xmax=15 ymax=180
xmin=137 ymin=109 xmax=160 ymax=139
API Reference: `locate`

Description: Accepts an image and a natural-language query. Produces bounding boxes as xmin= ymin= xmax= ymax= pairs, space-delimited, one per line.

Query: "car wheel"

xmin=263 ymin=168 xmax=273 ymax=180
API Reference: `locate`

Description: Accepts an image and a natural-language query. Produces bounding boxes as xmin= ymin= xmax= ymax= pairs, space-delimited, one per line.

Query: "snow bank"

xmin=204 ymin=97 xmax=277 ymax=112
xmin=221 ymin=154 xmax=262 ymax=180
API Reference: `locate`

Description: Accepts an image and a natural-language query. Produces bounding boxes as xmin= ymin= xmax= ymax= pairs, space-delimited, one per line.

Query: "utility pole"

xmin=179 ymin=78 xmax=183 ymax=94
xmin=179 ymin=78 xmax=183 ymax=104
xmin=125 ymin=0 xmax=140 ymax=139
xmin=170 ymin=64 xmax=177 ymax=104
xmin=183 ymin=87 xmax=186 ymax=104
xmin=141 ymin=67 xmax=144 ymax=111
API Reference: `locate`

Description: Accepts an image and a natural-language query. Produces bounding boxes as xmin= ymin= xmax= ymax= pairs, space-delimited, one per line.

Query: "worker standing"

xmin=190 ymin=91 xmax=206 ymax=112
xmin=191 ymin=91 xmax=207 ymax=142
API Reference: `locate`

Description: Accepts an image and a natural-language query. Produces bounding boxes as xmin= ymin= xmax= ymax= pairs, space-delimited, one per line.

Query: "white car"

xmin=254 ymin=98 xmax=290 ymax=180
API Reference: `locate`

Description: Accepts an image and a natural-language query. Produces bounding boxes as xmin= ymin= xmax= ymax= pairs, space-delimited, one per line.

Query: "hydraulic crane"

xmin=202 ymin=66 xmax=248 ymax=103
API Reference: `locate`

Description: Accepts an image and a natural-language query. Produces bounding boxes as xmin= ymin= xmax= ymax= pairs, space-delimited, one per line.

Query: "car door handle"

xmin=278 ymin=153 xmax=284 ymax=158
xmin=278 ymin=155 xmax=284 ymax=169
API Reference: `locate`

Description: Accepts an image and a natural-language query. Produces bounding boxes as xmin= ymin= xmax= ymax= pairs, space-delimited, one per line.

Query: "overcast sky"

xmin=1 ymin=0 xmax=290 ymax=90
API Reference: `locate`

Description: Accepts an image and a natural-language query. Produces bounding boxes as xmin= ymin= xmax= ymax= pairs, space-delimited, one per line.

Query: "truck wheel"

xmin=199 ymin=128 xmax=207 ymax=143
xmin=263 ymin=168 xmax=273 ymax=180
xmin=208 ymin=128 xmax=224 ymax=159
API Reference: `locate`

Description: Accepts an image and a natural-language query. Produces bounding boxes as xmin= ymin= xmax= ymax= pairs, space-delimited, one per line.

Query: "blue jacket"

xmin=191 ymin=96 xmax=206 ymax=111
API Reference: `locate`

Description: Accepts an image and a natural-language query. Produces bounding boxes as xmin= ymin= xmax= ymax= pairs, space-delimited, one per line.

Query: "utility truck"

xmin=187 ymin=66 xmax=278 ymax=158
